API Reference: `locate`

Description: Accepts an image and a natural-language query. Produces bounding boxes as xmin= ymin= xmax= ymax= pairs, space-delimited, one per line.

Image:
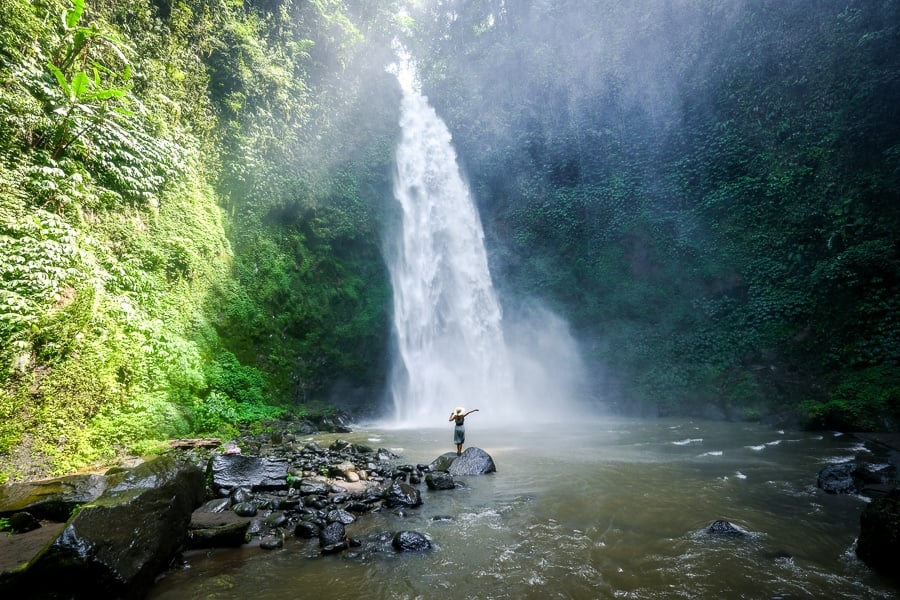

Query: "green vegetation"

xmin=0 ymin=0 xmax=398 ymax=482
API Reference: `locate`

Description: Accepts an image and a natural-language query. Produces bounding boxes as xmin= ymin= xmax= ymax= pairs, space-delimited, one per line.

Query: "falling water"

xmin=387 ymin=55 xmax=516 ymax=427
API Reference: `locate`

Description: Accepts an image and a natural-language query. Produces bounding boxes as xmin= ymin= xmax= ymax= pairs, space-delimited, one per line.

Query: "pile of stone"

xmin=0 ymin=418 xmax=497 ymax=598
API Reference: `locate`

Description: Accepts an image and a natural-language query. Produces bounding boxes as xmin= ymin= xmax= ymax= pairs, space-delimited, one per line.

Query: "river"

xmin=148 ymin=418 xmax=898 ymax=599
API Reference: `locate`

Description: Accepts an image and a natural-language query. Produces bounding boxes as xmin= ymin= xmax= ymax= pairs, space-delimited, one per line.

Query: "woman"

xmin=449 ymin=407 xmax=479 ymax=456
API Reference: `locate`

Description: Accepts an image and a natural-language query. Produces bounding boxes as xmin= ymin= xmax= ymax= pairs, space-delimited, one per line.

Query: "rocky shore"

xmin=0 ymin=415 xmax=496 ymax=599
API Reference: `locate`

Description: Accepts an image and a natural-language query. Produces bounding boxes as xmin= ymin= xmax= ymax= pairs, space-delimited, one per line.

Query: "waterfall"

xmin=387 ymin=58 xmax=515 ymax=428
xmin=385 ymin=52 xmax=588 ymax=429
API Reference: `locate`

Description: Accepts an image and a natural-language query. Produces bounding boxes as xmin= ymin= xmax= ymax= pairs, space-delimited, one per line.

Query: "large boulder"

xmin=856 ymin=487 xmax=900 ymax=578
xmin=817 ymin=462 xmax=861 ymax=494
xmin=0 ymin=473 xmax=107 ymax=521
xmin=425 ymin=472 xmax=456 ymax=490
xmin=208 ymin=455 xmax=289 ymax=492
xmin=383 ymin=480 xmax=422 ymax=508
xmin=817 ymin=461 xmax=897 ymax=496
xmin=448 ymin=447 xmax=496 ymax=476
xmin=187 ymin=510 xmax=252 ymax=549
xmin=0 ymin=456 xmax=205 ymax=598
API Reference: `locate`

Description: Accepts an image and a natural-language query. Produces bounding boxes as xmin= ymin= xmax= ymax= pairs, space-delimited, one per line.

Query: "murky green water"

xmin=148 ymin=419 xmax=898 ymax=599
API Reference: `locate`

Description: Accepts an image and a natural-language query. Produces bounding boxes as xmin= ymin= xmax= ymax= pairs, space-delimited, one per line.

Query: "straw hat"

xmin=453 ymin=407 xmax=465 ymax=416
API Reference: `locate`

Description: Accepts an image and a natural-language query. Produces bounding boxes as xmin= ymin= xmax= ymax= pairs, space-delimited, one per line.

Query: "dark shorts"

xmin=454 ymin=425 xmax=465 ymax=445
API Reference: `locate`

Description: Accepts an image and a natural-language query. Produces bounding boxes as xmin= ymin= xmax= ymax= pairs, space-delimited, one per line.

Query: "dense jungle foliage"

xmin=0 ymin=0 xmax=401 ymax=481
xmin=1 ymin=0 xmax=898 ymax=481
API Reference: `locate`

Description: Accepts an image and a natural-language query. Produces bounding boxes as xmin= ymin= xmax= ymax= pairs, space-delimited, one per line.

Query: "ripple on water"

xmin=672 ymin=438 xmax=703 ymax=446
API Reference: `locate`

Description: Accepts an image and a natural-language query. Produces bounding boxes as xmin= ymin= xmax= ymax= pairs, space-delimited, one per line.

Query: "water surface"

xmin=149 ymin=419 xmax=898 ymax=599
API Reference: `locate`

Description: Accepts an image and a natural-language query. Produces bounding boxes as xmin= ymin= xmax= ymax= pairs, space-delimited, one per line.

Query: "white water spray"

xmin=386 ymin=51 xmax=587 ymax=428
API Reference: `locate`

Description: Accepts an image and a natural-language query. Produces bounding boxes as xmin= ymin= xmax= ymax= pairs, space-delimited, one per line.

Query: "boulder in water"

xmin=856 ymin=487 xmax=900 ymax=578
xmin=817 ymin=462 xmax=861 ymax=494
xmin=319 ymin=522 xmax=346 ymax=548
xmin=391 ymin=530 xmax=432 ymax=552
xmin=706 ymin=519 xmax=746 ymax=536
xmin=383 ymin=480 xmax=422 ymax=508
xmin=425 ymin=472 xmax=456 ymax=490
xmin=448 ymin=447 xmax=496 ymax=476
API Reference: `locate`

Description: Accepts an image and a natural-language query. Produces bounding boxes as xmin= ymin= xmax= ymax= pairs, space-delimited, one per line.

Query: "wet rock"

xmin=315 ymin=413 xmax=353 ymax=433
xmin=260 ymin=536 xmax=284 ymax=550
xmin=319 ymin=522 xmax=346 ymax=547
xmin=391 ymin=530 xmax=432 ymax=552
xmin=5 ymin=511 xmax=41 ymax=534
xmin=294 ymin=521 xmax=321 ymax=539
xmin=427 ymin=452 xmax=458 ymax=473
xmin=187 ymin=511 xmax=251 ymax=549
xmin=209 ymin=455 xmax=288 ymax=492
xmin=856 ymin=487 xmax=900 ymax=578
xmin=327 ymin=509 xmax=356 ymax=525
xmin=265 ymin=511 xmax=288 ymax=528
xmin=425 ymin=472 xmax=456 ymax=490
xmin=0 ymin=456 xmax=204 ymax=599
xmin=230 ymin=487 xmax=253 ymax=505
xmin=232 ymin=502 xmax=258 ymax=517
xmin=197 ymin=497 xmax=232 ymax=513
xmin=0 ymin=473 xmax=107 ymax=521
xmin=817 ymin=462 xmax=861 ymax=494
xmin=383 ymin=480 xmax=422 ymax=508
xmin=298 ymin=479 xmax=330 ymax=495
xmin=448 ymin=447 xmax=496 ymax=476
xmin=706 ymin=519 xmax=746 ymax=536
xmin=321 ymin=541 xmax=348 ymax=554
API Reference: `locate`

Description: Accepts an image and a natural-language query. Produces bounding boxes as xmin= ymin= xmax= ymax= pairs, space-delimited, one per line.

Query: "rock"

xmin=326 ymin=509 xmax=356 ymax=525
xmin=383 ymin=480 xmax=422 ymax=508
xmin=319 ymin=522 xmax=346 ymax=547
xmin=706 ymin=519 xmax=746 ymax=536
xmin=425 ymin=472 xmax=456 ymax=490
xmin=391 ymin=530 xmax=432 ymax=552
xmin=265 ymin=511 xmax=288 ymax=528
xmin=856 ymin=487 xmax=900 ymax=578
xmin=209 ymin=455 xmax=288 ymax=492
xmin=197 ymin=497 xmax=232 ymax=513
xmin=315 ymin=413 xmax=353 ymax=433
xmin=294 ymin=521 xmax=321 ymax=539
xmin=5 ymin=511 xmax=41 ymax=534
xmin=230 ymin=487 xmax=253 ymax=505
xmin=260 ymin=536 xmax=284 ymax=550
xmin=297 ymin=479 xmax=330 ymax=495
xmin=232 ymin=502 xmax=258 ymax=517
xmin=427 ymin=452 xmax=458 ymax=473
xmin=187 ymin=511 xmax=251 ymax=549
xmin=0 ymin=456 xmax=204 ymax=599
xmin=321 ymin=541 xmax=348 ymax=554
xmin=0 ymin=473 xmax=107 ymax=521
xmin=447 ymin=447 xmax=496 ymax=476
xmin=817 ymin=462 xmax=861 ymax=494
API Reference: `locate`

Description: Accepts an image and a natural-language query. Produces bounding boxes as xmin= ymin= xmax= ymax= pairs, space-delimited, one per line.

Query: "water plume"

xmin=385 ymin=50 xmax=586 ymax=428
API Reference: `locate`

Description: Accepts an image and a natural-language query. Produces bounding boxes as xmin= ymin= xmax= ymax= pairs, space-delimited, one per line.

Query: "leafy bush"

xmin=799 ymin=367 xmax=900 ymax=431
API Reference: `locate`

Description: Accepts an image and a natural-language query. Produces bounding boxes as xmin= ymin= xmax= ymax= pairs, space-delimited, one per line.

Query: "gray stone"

xmin=447 ymin=447 xmax=496 ymax=476
xmin=0 ymin=456 xmax=204 ymax=598
xmin=425 ymin=472 xmax=456 ymax=490
xmin=0 ymin=473 xmax=107 ymax=521
xmin=209 ymin=455 xmax=288 ymax=491
xmin=392 ymin=530 xmax=432 ymax=552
